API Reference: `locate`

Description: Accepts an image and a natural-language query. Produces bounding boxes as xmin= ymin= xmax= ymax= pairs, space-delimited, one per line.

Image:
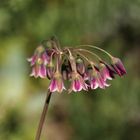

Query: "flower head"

xmin=28 ymin=37 xmax=126 ymax=93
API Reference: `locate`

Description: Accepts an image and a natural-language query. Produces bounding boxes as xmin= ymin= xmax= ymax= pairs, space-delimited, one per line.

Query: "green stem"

xmin=35 ymin=91 xmax=52 ymax=140
xmin=76 ymin=45 xmax=113 ymax=58
xmin=76 ymin=48 xmax=102 ymax=61
xmin=65 ymin=48 xmax=77 ymax=72
xmin=51 ymin=36 xmax=62 ymax=51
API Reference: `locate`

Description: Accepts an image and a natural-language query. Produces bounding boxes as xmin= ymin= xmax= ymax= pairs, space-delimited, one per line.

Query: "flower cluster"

xmin=28 ymin=37 xmax=126 ymax=93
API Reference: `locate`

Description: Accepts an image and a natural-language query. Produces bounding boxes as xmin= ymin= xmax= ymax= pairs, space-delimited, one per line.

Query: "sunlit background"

xmin=0 ymin=0 xmax=140 ymax=140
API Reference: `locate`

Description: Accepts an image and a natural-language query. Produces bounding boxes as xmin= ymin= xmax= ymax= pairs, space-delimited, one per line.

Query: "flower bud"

xmin=111 ymin=57 xmax=126 ymax=76
xmin=76 ymin=57 xmax=85 ymax=75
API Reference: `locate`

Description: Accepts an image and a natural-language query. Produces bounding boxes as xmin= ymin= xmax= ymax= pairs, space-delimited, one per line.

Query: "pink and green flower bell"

xmin=28 ymin=45 xmax=51 ymax=78
xmin=49 ymin=71 xmax=65 ymax=93
xmin=69 ymin=71 xmax=88 ymax=93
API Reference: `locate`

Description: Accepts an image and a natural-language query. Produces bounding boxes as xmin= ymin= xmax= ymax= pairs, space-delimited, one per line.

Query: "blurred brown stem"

xmin=35 ymin=90 xmax=52 ymax=140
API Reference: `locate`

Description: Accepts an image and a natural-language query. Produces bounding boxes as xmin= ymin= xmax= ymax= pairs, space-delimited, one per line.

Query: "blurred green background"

xmin=0 ymin=0 xmax=140 ymax=140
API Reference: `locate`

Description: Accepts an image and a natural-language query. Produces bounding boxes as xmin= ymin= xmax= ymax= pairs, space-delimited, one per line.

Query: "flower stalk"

xmin=76 ymin=44 xmax=113 ymax=58
xmin=35 ymin=91 xmax=52 ymax=140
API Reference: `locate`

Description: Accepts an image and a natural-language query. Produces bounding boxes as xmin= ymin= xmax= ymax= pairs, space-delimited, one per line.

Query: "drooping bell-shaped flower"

xmin=28 ymin=54 xmax=37 ymax=66
xmin=30 ymin=64 xmax=46 ymax=78
xmin=28 ymin=45 xmax=49 ymax=78
xmin=111 ymin=57 xmax=126 ymax=76
xmin=49 ymin=71 xmax=65 ymax=93
xmin=28 ymin=46 xmax=49 ymax=66
xmin=99 ymin=62 xmax=114 ymax=81
xmin=69 ymin=72 xmax=88 ymax=93
xmin=88 ymin=66 xmax=110 ymax=89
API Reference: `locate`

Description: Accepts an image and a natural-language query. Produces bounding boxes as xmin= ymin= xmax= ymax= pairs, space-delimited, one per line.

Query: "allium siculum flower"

xmin=87 ymin=65 xmax=110 ymax=89
xmin=28 ymin=45 xmax=51 ymax=78
xmin=99 ymin=62 xmax=114 ymax=81
xmin=49 ymin=71 xmax=65 ymax=93
xmin=69 ymin=71 xmax=88 ymax=93
xmin=28 ymin=37 xmax=126 ymax=93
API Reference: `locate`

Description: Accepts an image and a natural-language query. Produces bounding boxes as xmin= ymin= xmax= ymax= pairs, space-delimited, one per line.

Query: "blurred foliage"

xmin=0 ymin=0 xmax=140 ymax=140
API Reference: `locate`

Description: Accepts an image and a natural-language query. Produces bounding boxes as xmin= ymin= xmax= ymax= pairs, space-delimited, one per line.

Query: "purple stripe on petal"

xmin=90 ymin=78 xmax=98 ymax=89
xmin=96 ymin=73 xmax=106 ymax=89
xmin=102 ymin=66 xmax=112 ymax=80
xmin=98 ymin=80 xmax=105 ymax=89
xmin=79 ymin=76 xmax=88 ymax=91
xmin=31 ymin=55 xmax=37 ymax=66
xmin=105 ymin=64 xmax=116 ymax=78
xmin=56 ymin=79 xmax=63 ymax=93
xmin=27 ymin=55 xmax=37 ymax=66
xmin=111 ymin=57 xmax=126 ymax=76
xmin=49 ymin=79 xmax=57 ymax=92
xmin=74 ymin=79 xmax=81 ymax=91
xmin=42 ymin=53 xmax=49 ymax=65
xmin=82 ymin=83 xmax=88 ymax=91
xmin=39 ymin=65 xmax=46 ymax=78
xmin=116 ymin=62 xmax=126 ymax=75
xmin=112 ymin=65 xmax=122 ymax=76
